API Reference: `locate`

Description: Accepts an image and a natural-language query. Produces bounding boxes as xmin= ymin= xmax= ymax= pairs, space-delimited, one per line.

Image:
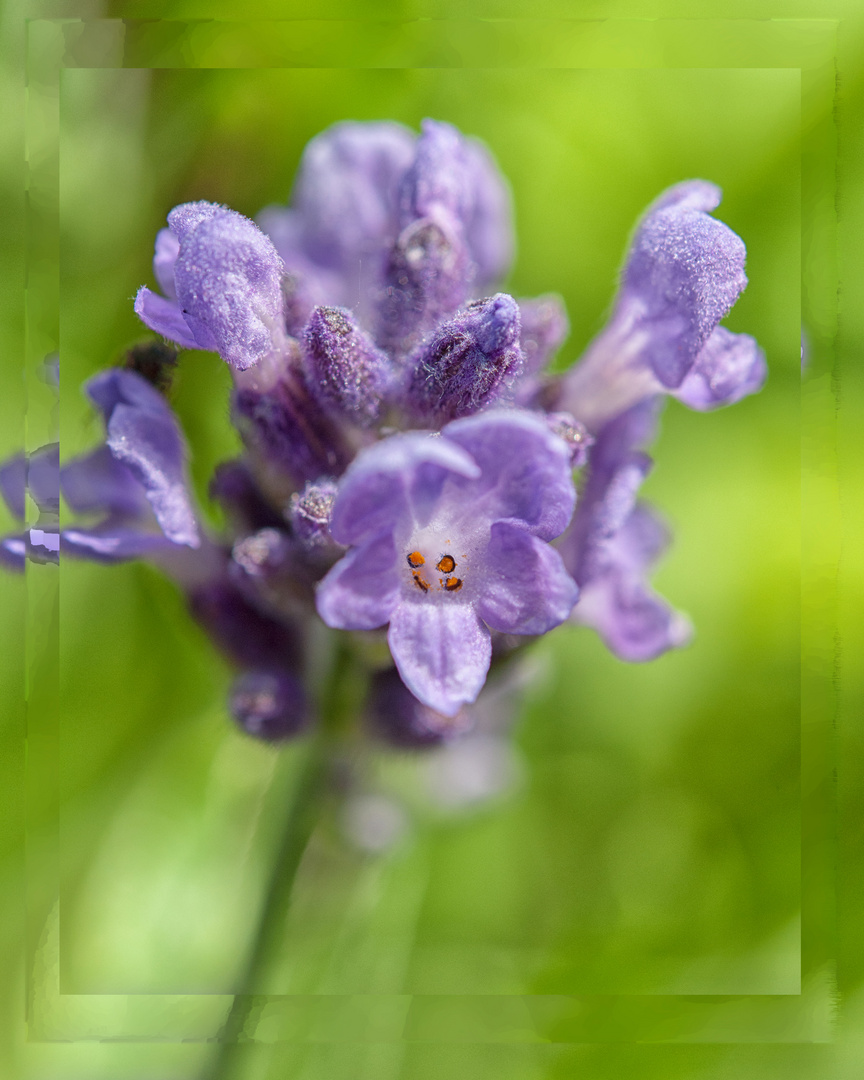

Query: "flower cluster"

xmin=0 ymin=119 xmax=765 ymax=743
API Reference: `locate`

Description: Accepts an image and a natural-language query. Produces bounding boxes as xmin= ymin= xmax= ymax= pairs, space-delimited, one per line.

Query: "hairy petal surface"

xmin=303 ymin=306 xmax=392 ymax=425
xmin=622 ymin=180 xmax=748 ymax=388
xmin=406 ymin=293 xmax=523 ymax=422
xmin=388 ymin=599 xmax=491 ymax=717
xmin=169 ymin=203 xmax=286 ymax=371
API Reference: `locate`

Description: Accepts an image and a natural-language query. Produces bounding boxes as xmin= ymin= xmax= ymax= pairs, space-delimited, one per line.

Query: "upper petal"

xmin=169 ymin=203 xmax=286 ymax=371
xmin=329 ymin=433 xmax=480 ymax=547
xmin=621 ymin=179 xmax=748 ymax=388
xmin=316 ymin=533 xmax=401 ymax=630
xmin=462 ymin=136 xmax=515 ymax=288
xmin=477 ymin=522 xmax=579 ymax=635
xmin=292 ymin=120 xmax=414 ymax=272
xmin=388 ymin=599 xmax=491 ymax=717
xmin=443 ymin=409 xmax=576 ymax=540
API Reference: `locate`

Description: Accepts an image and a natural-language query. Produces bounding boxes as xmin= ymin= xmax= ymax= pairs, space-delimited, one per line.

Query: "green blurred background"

xmin=1 ymin=6 xmax=861 ymax=1080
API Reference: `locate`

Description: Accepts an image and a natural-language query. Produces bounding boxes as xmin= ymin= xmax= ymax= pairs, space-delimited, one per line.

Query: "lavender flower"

xmin=315 ymin=410 xmax=578 ymax=716
xmin=3 ymin=118 xmax=766 ymax=744
xmin=135 ymin=202 xmax=286 ymax=371
xmin=551 ymin=180 xmax=766 ymax=429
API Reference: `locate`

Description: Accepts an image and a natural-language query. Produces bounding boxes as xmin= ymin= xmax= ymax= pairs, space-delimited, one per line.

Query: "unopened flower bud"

xmin=406 ymin=293 xmax=523 ymax=423
xmin=289 ymin=479 xmax=339 ymax=551
xmin=230 ymin=669 xmax=307 ymax=740
xmin=303 ymin=306 xmax=391 ymax=426
xmin=367 ymin=668 xmax=472 ymax=748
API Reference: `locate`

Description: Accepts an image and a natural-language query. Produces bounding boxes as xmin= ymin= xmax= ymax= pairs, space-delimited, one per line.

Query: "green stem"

xmin=203 ymin=638 xmax=362 ymax=1080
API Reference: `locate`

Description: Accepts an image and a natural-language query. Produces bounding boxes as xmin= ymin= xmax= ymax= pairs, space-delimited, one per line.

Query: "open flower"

xmin=316 ymin=410 xmax=578 ymax=716
xmin=552 ymin=181 xmax=766 ymax=429
xmin=135 ymin=202 xmax=287 ymax=371
xmin=2 ymin=118 xmax=767 ymax=745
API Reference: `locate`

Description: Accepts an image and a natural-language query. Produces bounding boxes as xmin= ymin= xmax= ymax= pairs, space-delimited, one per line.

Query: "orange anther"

xmin=413 ymin=572 xmax=430 ymax=593
xmin=443 ymin=576 xmax=463 ymax=592
xmin=436 ymin=554 xmax=456 ymax=574
xmin=407 ymin=551 xmax=425 ymax=568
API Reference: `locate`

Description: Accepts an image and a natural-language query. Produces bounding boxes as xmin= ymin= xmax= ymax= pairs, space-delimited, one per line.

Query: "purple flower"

xmin=0 ymin=118 xmax=768 ymax=746
xmin=135 ymin=202 xmax=286 ymax=371
xmin=560 ymin=402 xmax=691 ymax=661
xmin=553 ymin=181 xmax=765 ymax=429
xmin=316 ymin=410 xmax=578 ymax=716
xmin=11 ymin=368 xmax=202 ymax=565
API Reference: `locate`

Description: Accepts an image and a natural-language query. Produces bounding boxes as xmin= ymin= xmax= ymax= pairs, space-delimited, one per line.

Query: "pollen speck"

xmin=443 ymin=576 xmax=463 ymax=592
xmin=407 ymin=551 xmax=425 ymax=568
xmin=436 ymin=554 xmax=456 ymax=573
xmin=413 ymin=572 xmax=430 ymax=593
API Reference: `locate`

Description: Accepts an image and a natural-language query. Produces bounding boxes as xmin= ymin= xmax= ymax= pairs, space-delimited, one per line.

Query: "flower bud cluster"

xmin=0 ymin=119 xmax=766 ymax=743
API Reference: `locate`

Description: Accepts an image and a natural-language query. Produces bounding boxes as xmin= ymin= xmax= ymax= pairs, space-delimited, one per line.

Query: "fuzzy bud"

xmin=303 ymin=306 xmax=391 ymax=426
xmin=406 ymin=293 xmax=523 ymax=423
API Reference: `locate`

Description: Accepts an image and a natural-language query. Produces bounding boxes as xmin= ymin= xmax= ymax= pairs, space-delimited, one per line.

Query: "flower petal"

xmin=672 ymin=327 xmax=767 ymax=410
xmin=85 ymin=369 xmax=199 ymax=548
xmin=26 ymin=443 xmax=60 ymax=515
xmin=169 ymin=203 xmax=286 ymax=371
xmin=316 ymin=534 xmax=401 ymax=630
xmin=405 ymin=293 xmax=523 ymax=423
xmin=153 ymin=227 xmax=180 ymax=299
xmin=388 ymin=599 xmax=491 ymax=717
xmin=329 ymin=433 xmax=480 ymax=547
xmin=134 ymin=287 xmax=201 ymax=351
xmin=293 ymin=120 xmax=414 ymax=272
xmin=60 ymin=445 xmax=147 ymax=518
xmin=573 ymin=574 xmax=692 ymax=663
xmin=443 ymin=410 xmax=576 ymax=540
xmin=622 ymin=180 xmax=748 ymax=388
xmin=0 ymin=534 xmax=25 ymax=570
xmin=61 ymin=524 xmax=178 ymax=562
xmin=0 ymin=453 xmax=26 ymax=520
xmin=462 ymin=136 xmax=515 ymax=288
xmin=477 ymin=521 xmax=579 ymax=635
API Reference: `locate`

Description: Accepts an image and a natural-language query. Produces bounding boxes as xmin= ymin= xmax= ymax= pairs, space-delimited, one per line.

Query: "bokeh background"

xmin=1 ymin=7 xmax=861 ymax=1080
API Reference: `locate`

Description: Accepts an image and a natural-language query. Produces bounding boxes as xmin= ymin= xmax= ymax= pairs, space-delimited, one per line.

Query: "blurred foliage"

xmin=1 ymin=4 xmax=862 ymax=1080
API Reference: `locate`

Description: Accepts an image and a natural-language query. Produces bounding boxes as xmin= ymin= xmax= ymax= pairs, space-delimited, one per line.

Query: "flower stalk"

xmin=203 ymin=637 xmax=365 ymax=1080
